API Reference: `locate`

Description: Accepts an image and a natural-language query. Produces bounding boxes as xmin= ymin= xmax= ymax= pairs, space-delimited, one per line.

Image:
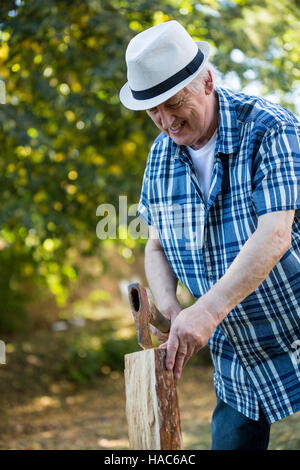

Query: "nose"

xmin=158 ymin=107 xmax=174 ymax=130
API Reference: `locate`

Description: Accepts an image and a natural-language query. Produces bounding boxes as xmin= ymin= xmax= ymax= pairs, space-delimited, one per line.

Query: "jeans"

xmin=211 ymin=398 xmax=271 ymax=450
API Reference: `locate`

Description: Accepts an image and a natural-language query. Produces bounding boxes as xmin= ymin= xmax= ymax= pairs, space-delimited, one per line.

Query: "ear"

xmin=204 ymin=70 xmax=214 ymax=95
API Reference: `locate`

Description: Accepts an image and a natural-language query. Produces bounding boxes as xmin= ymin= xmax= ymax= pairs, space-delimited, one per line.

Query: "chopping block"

xmin=124 ymin=283 xmax=183 ymax=450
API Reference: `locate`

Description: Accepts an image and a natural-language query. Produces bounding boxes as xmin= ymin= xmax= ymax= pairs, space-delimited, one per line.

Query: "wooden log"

xmin=124 ymin=348 xmax=183 ymax=450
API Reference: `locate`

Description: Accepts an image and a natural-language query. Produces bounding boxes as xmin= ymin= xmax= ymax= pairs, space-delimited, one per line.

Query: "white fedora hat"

xmin=119 ymin=20 xmax=211 ymax=111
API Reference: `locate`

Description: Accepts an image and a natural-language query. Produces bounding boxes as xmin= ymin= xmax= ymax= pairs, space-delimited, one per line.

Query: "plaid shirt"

xmin=138 ymin=87 xmax=300 ymax=424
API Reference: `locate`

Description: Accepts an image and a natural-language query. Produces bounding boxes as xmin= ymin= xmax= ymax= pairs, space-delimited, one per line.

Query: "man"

xmin=119 ymin=20 xmax=300 ymax=449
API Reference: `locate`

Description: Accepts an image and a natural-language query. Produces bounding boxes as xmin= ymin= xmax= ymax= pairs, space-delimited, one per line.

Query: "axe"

xmin=128 ymin=283 xmax=171 ymax=349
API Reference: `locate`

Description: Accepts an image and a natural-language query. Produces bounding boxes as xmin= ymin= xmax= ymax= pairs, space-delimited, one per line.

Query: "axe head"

xmin=128 ymin=283 xmax=153 ymax=349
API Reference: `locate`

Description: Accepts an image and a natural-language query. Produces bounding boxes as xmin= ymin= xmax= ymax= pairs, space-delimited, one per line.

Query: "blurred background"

xmin=0 ymin=0 xmax=299 ymax=450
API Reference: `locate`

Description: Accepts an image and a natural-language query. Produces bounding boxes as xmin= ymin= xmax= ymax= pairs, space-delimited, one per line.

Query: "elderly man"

xmin=119 ymin=20 xmax=300 ymax=450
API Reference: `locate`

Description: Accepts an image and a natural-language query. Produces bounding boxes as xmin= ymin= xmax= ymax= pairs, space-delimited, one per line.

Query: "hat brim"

xmin=119 ymin=41 xmax=211 ymax=111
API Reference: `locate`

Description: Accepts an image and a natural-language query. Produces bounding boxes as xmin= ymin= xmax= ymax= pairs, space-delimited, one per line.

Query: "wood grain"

xmin=124 ymin=348 xmax=183 ymax=450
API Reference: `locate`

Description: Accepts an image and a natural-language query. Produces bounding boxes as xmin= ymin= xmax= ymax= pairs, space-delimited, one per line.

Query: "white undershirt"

xmin=187 ymin=130 xmax=217 ymax=204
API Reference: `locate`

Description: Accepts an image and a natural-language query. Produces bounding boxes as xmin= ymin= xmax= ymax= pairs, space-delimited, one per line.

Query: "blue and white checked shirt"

xmin=138 ymin=87 xmax=300 ymax=424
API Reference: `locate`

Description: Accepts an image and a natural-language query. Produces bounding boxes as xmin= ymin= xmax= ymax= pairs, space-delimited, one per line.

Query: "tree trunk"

xmin=124 ymin=348 xmax=183 ymax=450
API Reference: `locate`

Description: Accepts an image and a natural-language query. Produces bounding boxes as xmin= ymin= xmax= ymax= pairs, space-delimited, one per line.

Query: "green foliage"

xmin=0 ymin=0 xmax=299 ymax=330
xmin=59 ymin=326 xmax=210 ymax=385
xmin=61 ymin=344 xmax=104 ymax=385
xmin=0 ymin=248 xmax=31 ymax=331
xmin=60 ymin=324 xmax=137 ymax=384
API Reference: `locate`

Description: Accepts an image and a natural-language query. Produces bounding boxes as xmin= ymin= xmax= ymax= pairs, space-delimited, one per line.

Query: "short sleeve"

xmin=251 ymin=123 xmax=300 ymax=216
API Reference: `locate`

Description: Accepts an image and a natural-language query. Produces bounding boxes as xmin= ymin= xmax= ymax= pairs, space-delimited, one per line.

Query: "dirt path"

xmin=1 ymin=362 xmax=299 ymax=450
xmin=0 ymin=364 xmax=214 ymax=450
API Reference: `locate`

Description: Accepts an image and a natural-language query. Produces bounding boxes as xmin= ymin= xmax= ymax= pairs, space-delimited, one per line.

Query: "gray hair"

xmin=185 ymin=62 xmax=220 ymax=94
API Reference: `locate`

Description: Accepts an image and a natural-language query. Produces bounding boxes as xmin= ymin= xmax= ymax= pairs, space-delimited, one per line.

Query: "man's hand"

xmin=150 ymin=302 xmax=182 ymax=343
xmin=160 ymin=302 xmax=218 ymax=380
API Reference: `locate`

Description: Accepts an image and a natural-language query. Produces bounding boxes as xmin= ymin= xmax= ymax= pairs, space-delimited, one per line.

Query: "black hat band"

xmin=130 ymin=48 xmax=204 ymax=101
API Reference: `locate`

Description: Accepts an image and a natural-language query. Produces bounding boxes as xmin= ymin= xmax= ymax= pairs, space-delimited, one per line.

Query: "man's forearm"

xmin=145 ymin=239 xmax=180 ymax=316
xmin=201 ymin=211 xmax=293 ymax=324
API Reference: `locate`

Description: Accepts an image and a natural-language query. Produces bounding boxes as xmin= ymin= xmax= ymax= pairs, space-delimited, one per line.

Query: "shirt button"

xmin=246 ymin=366 xmax=251 ymax=373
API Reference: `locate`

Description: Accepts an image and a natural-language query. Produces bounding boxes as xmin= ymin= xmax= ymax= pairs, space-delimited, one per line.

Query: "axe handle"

xmin=149 ymin=302 xmax=171 ymax=334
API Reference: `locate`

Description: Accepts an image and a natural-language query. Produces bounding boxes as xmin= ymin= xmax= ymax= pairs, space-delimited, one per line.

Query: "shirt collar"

xmin=215 ymin=86 xmax=240 ymax=155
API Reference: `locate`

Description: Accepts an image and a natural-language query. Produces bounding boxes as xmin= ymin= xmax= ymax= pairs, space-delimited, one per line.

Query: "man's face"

xmin=146 ymin=73 xmax=217 ymax=150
